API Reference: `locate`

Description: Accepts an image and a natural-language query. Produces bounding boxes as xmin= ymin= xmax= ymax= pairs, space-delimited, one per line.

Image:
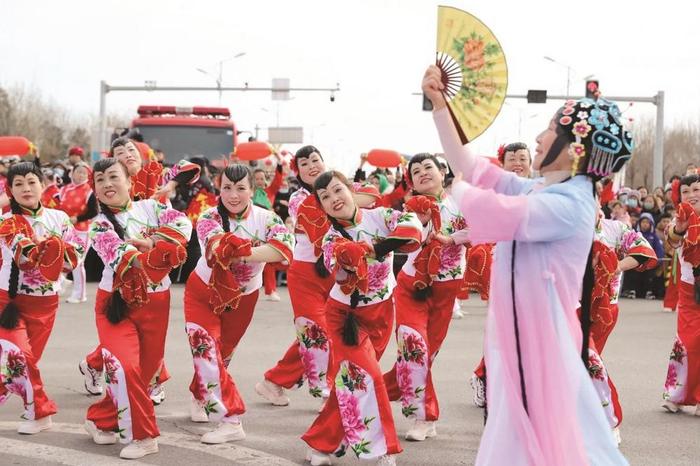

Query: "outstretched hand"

xmin=422 ymin=65 xmax=447 ymax=111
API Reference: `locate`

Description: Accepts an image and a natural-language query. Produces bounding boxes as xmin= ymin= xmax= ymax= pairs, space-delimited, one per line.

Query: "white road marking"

xmin=0 ymin=421 xmax=297 ymax=465
xmin=0 ymin=436 xmax=150 ymax=466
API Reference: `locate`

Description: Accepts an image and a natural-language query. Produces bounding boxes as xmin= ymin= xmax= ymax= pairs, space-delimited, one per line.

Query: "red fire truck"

xmin=130 ymin=106 xmax=238 ymax=163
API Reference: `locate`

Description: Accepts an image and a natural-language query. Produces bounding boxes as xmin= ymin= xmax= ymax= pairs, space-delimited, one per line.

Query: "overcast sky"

xmin=1 ymin=0 xmax=698 ymax=173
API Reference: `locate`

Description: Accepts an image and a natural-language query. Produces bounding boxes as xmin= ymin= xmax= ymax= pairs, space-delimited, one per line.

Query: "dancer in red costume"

xmin=381 ymin=153 xmax=469 ymax=442
xmin=183 ymin=163 xmax=293 ymax=443
xmin=258 ymin=146 xmax=379 ymax=409
xmin=83 ymin=157 xmax=191 ymax=459
xmin=302 ymin=171 xmax=422 ymax=466
xmin=0 ymin=161 xmax=86 ymax=434
xmin=58 ymin=162 xmax=97 ymax=304
xmin=662 ymin=174 xmax=700 ymax=415
xmin=80 ymin=137 xmax=200 ymax=401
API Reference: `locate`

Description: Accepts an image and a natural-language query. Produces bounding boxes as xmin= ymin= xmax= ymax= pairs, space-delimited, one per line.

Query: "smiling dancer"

xmin=302 ymin=171 xmax=422 ymax=466
xmin=0 ymin=161 xmax=86 ymax=434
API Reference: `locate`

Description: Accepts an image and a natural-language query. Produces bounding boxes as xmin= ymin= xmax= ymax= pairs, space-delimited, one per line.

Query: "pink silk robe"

xmin=434 ymin=108 xmax=626 ymax=466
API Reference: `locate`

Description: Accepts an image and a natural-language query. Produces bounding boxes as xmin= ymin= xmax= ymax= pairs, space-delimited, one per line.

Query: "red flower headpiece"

xmin=497 ymin=144 xmax=507 ymax=164
xmin=671 ymin=178 xmax=681 ymax=209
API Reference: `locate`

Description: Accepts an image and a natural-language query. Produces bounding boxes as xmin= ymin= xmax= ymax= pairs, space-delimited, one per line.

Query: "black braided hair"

xmin=0 ymin=162 xmax=44 ymax=329
xmin=216 ymin=164 xmax=253 ymax=233
xmin=314 ymin=171 xmax=362 ymax=345
xmin=294 ymin=145 xmax=324 ymax=192
xmin=93 ymin=158 xmax=133 ymax=324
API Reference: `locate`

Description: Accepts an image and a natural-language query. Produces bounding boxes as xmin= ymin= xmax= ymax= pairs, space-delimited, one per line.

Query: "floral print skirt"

xmin=663 ymin=281 xmax=700 ymax=405
xmin=302 ymin=297 xmax=401 ymax=459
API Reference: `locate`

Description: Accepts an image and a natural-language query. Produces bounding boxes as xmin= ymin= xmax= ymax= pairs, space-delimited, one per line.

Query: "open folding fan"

xmin=436 ymin=6 xmax=508 ymax=143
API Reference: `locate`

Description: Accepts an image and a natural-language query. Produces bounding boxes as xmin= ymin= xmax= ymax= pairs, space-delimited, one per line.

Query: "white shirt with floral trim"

xmin=401 ymin=195 xmax=469 ymax=282
xmin=90 ymin=199 xmax=193 ymax=293
xmin=322 ymin=207 xmax=422 ymax=307
xmin=193 ymin=205 xmax=294 ymax=296
xmin=0 ymin=208 xmax=87 ymax=296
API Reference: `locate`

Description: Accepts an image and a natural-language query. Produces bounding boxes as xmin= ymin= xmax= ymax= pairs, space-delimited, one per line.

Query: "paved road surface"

xmin=0 ymin=284 xmax=697 ymax=465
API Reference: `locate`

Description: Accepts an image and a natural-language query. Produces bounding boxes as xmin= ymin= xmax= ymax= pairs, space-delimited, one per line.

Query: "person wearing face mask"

xmin=424 ymin=64 xmax=632 ymax=465
xmin=83 ymin=157 xmax=192 ymax=459
xmin=302 ymin=170 xmax=422 ymax=466
xmin=0 ymin=161 xmax=86 ymax=435
xmin=58 ymin=162 xmax=98 ymax=304
xmin=380 ymin=153 xmax=469 ymax=442
xmin=183 ymin=164 xmax=293 ymax=443
xmin=661 ymin=174 xmax=700 ymax=415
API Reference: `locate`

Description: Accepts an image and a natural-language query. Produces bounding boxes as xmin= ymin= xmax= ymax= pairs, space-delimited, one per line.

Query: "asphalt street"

xmin=0 ymin=284 xmax=697 ymax=465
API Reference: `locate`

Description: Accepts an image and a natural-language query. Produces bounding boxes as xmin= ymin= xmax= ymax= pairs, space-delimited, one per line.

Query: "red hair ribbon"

xmin=497 ymin=144 xmax=507 ymax=164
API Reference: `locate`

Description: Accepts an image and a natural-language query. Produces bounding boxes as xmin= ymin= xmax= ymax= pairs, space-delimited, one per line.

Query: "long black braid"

xmin=0 ymin=161 xmax=45 ymax=329
xmin=92 ymin=158 xmax=131 ymax=324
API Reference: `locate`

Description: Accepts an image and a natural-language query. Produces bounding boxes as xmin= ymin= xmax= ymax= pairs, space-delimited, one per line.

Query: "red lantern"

xmin=367 ymin=149 xmax=401 ymax=168
xmin=235 ymin=141 xmax=273 ymax=161
xmin=0 ymin=137 xmax=35 ymax=157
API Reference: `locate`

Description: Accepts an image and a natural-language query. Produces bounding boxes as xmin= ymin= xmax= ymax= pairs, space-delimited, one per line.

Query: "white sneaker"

xmin=255 ymin=379 xmax=290 ymax=406
xmin=265 ymin=291 xmax=281 ymax=302
xmin=663 ymin=307 xmax=674 ymax=313
xmin=17 ymin=415 xmax=52 ymax=434
xmin=405 ymin=420 xmax=436 ymax=441
xmin=149 ymin=383 xmax=166 ymax=405
xmin=190 ymin=396 xmax=209 ymax=423
xmin=470 ymin=373 xmax=486 ymax=408
xmin=662 ymin=399 xmax=680 ymax=413
xmin=306 ymin=448 xmax=332 ymax=465
xmin=377 ymin=455 xmax=397 ymax=466
xmin=84 ymin=420 xmax=117 ymax=445
xmin=66 ymin=296 xmax=86 ymax=304
xmin=612 ymin=427 xmax=621 ymax=446
xmin=694 ymin=405 xmax=700 ymax=416
xmin=201 ymin=420 xmax=246 ymax=444
xmin=452 ymin=308 xmax=464 ymax=319
xmin=119 ymin=438 xmax=158 ymax=459
xmin=79 ymin=359 xmax=104 ymax=396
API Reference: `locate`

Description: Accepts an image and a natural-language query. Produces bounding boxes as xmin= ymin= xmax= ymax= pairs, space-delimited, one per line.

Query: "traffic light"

xmin=585 ymin=80 xmax=600 ymax=99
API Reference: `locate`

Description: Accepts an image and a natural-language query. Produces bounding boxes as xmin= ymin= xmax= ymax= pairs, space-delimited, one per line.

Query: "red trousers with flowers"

xmin=265 ymin=261 xmax=335 ymax=396
xmin=86 ymin=346 xmax=170 ymax=393
xmin=184 ymin=272 xmax=259 ymax=420
xmin=383 ymin=273 xmax=461 ymax=421
xmin=663 ymin=282 xmax=700 ymax=405
xmin=87 ymin=289 xmax=170 ymax=442
xmin=302 ymin=297 xmax=400 ymax=459
xmin=587 ymin=302 xmax=622 ymax=427
xmin=0 ymin=292 xmax=59 ymax=420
